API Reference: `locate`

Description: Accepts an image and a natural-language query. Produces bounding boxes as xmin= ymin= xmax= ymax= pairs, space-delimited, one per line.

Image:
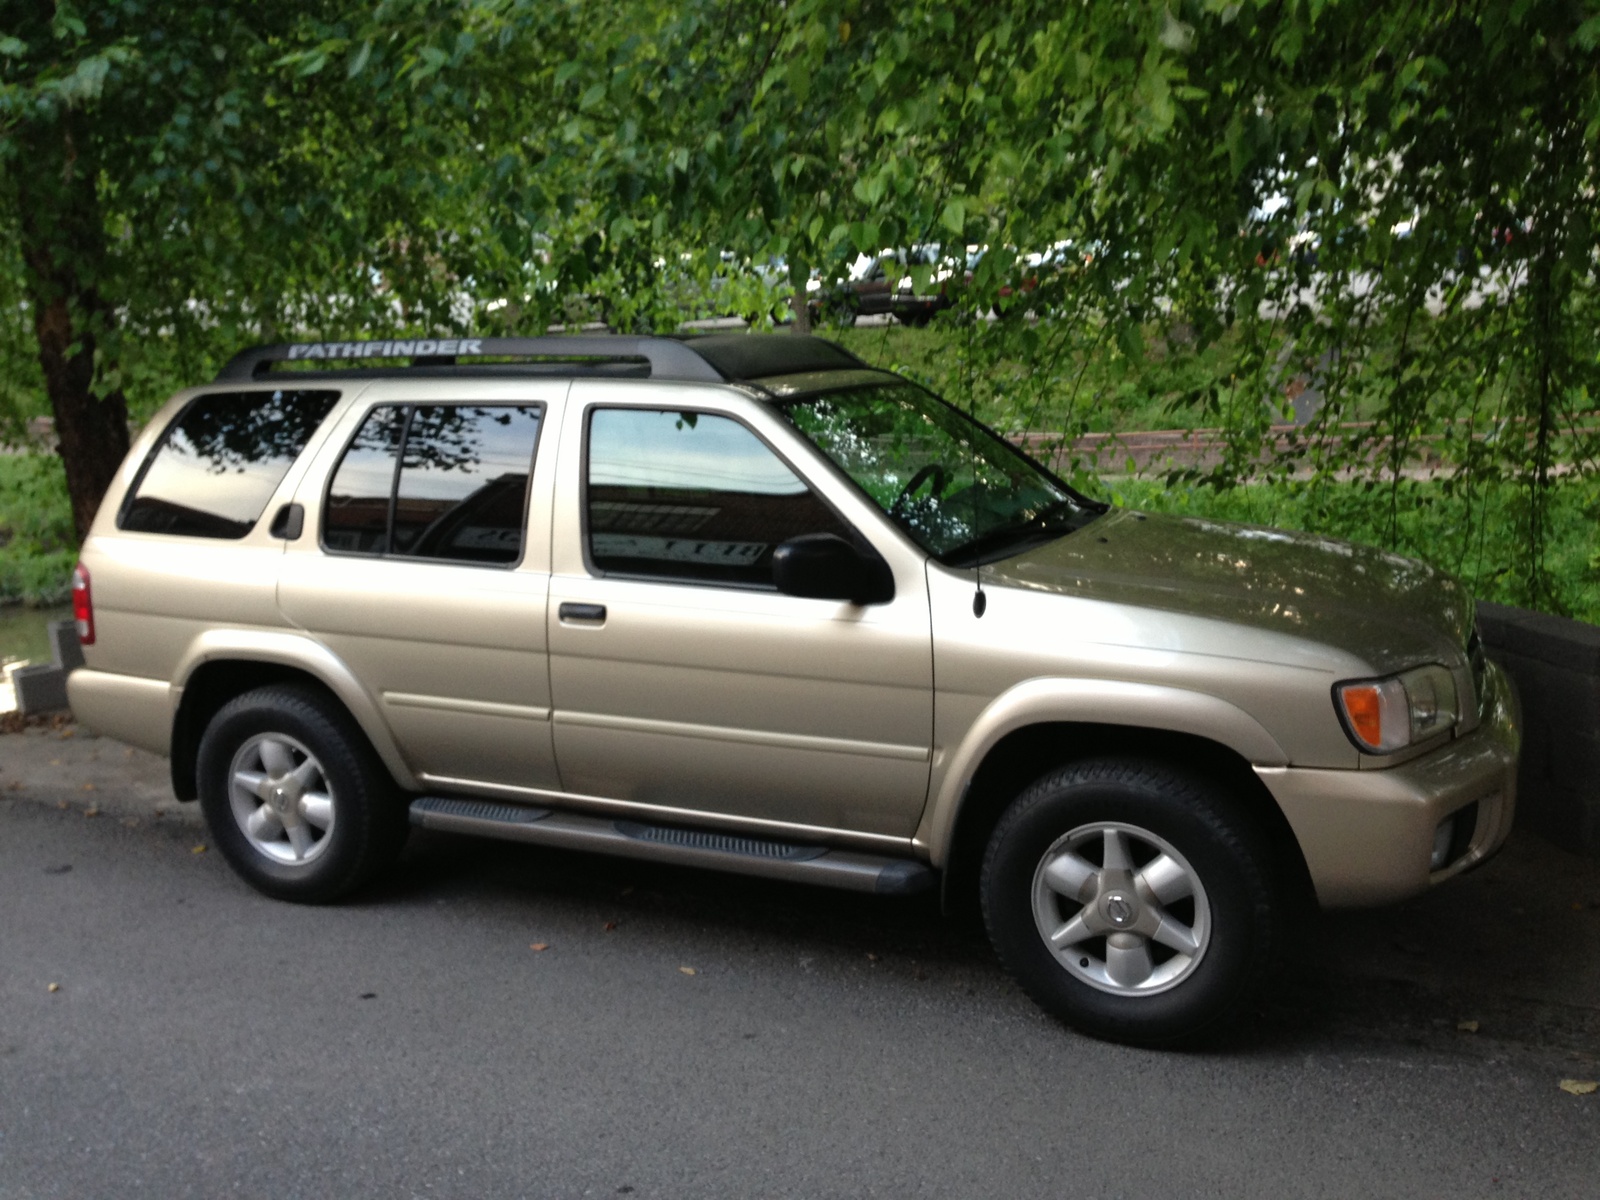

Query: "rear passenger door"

xmin=278 ymin=381 xmax=562 ymax=791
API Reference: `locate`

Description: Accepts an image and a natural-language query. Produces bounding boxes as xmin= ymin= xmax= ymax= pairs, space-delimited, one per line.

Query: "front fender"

xmin=173 ymin=628 xmax=420 ymax=792
xmin=917 ymin=677 xmax=1289 ymax=866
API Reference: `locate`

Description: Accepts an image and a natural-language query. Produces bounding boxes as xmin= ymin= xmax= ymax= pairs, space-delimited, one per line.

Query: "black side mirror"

xmin=772 ymin=533 xmax=895 ymax=605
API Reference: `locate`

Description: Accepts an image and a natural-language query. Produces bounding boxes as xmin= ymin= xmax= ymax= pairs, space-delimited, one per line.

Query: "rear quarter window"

xmin=120 ymin=390 xmax=340 ymax=538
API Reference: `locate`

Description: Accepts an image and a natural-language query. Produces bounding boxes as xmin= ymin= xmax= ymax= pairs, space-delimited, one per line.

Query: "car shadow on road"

xmin=359 ymin=826 xmax=1600 ymax=1057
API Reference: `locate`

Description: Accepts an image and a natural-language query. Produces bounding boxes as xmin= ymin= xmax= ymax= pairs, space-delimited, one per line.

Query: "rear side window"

xmin=120 ymin=390 xmax=339 ymax=538
xmin=324 ymin=404 xmax=543 ymax=565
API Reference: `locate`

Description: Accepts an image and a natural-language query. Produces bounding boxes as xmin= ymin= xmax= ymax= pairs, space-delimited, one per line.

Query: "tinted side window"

xmin=120 ymin=390 xmax=339 ymax=538
xmin=323 ymin=404 xmax=542 ymax=565
xmin=324 ymin=406 xmax=405 ymax=554
xmin=393 ymin=406 xmax=543 ymax=564
xmin=586 ymin=408 xmax=849 ymax=586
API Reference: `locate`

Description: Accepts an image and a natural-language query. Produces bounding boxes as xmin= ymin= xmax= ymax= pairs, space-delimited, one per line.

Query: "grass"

xmin=0 ymin=454 xmax=76 ymax=606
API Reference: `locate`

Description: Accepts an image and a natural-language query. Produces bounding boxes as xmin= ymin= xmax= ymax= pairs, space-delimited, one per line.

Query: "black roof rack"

xmin=213 ymin=332 xmax=870 ymax=385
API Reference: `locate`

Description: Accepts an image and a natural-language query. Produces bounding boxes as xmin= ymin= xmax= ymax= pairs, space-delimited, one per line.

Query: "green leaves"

xmin=0 ymin=0 xmax=1595 ymax=607
xmin=347 ymin=40 xmax=373 ymax=79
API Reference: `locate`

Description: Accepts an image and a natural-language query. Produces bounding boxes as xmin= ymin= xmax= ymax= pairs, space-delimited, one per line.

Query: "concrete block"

xmin=9 ymin=662 xmax=69 ymax=715
xmin=1477 ymin=600 xmax=1600 ymax=857
xmin=1496 ymin=655 xmax=1600 ymax=759
xmin=1477 ymin=600 xmax=1600 ymax=674
xmin=47 ymin=618 xmax=84 ymax=672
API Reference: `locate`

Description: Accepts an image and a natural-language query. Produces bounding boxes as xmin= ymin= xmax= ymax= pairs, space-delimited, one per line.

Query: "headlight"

xmin=1335 ymin=664 xmax=1460 ymax=754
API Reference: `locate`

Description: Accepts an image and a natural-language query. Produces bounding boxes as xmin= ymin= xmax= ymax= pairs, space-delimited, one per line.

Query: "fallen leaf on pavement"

xmin=530 ymin=943 xmax=549 ymax=952
xmin=1457 ymin=1020 xmax=1480 ymax=1033
xmin=47 ymin=983 xmax=60 ymax=993
xmin=58 ymin=729 xmax=75 ymax=739
xmin=603 ymin=921 xmax=618 ymax=931
xmin=1559 ymin=1080 xmax=1597 ymax=1096
xmin=84 ymin=806 xmax=99 ymax=817
xmin=81 ymin=783 xmax=95 ymax=791
xmin=191 ymin=844 xmax=206 ymax=854
xmin=679 ymin=966 xmax=696 ymax=976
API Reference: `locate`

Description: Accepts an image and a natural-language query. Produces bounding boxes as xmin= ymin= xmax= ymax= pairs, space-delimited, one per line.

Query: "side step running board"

xmin=409 ymin=796 xmax=933 ymax=896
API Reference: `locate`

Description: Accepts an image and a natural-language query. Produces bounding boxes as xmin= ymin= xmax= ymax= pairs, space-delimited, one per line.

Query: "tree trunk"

xmin=15 ymin=111 xmax=131 ymax=542
xmin=790 ymin=287 xmax=812 ymax=335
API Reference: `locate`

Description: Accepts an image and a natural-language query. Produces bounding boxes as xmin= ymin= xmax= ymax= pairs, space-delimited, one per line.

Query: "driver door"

xmin=546 ymin=386 xmax=934 ymax=841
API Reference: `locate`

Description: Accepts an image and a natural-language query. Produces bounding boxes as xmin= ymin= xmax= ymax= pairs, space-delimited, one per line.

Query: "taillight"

xmin=72 ymin=563 xmax=94 ymax=645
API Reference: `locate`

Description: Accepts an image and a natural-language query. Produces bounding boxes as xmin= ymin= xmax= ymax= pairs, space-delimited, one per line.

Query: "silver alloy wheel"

xmin=1031 ymin=821 xmax=1211 ymax=996
xmin=227 ymin=732 xmax=336 ymax=866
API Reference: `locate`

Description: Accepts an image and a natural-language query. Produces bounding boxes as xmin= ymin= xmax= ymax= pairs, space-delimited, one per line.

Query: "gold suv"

xmin=68 ymin=334 xmax=1519 ymax=1044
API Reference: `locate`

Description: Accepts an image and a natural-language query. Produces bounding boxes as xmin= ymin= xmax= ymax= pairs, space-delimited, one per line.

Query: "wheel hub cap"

xmin=1030 ymin=821 xmax=1212 ymax=997
xmin=227 ymin=733 xmax=335 ymax=867
xmin=1101 ymin=891 xmax=1136 ymax=927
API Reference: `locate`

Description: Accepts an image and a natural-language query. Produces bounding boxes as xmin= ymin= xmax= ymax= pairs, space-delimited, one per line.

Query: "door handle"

xmin=558 ymin=602 xmax=607 ymax=624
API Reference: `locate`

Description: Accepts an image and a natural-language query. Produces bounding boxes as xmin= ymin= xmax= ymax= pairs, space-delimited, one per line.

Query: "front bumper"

xmin=1255 ymin=661 xmax=1520 ymax=908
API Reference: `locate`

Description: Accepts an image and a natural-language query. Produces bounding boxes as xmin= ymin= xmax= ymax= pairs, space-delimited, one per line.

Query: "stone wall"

xmin=1477 ymin=601 xmax=1600 ymax=857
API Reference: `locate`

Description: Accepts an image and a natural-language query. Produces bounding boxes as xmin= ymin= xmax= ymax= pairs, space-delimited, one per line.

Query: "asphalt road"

xmin=2 ymin=731 xmax=1598 ymax=1198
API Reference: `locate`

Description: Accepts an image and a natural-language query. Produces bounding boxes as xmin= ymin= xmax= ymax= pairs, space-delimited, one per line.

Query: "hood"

xmin=985 ymin=508 xmax=1474 ymax=674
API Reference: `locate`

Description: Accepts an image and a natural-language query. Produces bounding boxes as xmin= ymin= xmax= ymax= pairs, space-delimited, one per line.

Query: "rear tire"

xmin=197 ymin=684 xmax=408 ymax=903
xmin=981 ymin=757 xmax=1281 ymax=1046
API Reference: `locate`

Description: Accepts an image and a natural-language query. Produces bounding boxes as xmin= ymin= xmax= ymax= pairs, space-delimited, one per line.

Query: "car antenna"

xmin=967 ymin=317 xmax=986 ymax=618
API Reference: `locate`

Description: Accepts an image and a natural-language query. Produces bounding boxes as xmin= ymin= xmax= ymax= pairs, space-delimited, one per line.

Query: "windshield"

xmin=777 ymin=383 xmax=1101 ymax=565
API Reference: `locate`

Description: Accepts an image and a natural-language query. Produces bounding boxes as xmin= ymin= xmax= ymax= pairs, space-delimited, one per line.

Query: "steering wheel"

xmin=889 ymin=462 xmax=950 ymax=516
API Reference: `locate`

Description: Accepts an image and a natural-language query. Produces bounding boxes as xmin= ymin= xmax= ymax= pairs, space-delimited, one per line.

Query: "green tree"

xmin=0 ymin=0 xmax=566 ymax=536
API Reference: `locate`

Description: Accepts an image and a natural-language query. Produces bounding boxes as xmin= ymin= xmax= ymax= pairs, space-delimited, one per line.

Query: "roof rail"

xmin=214 ymin=335 xmax=726 ymax=384
xmin=213 ymin=332 xmax=872 ymax=386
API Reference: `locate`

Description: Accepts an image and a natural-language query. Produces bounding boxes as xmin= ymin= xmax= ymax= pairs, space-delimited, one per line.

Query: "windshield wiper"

xmin=942 ymin=499 xmax=1095 ymax=567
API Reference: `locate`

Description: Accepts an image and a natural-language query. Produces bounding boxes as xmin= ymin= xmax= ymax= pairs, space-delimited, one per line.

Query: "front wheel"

xmin=981 ymin=758 xmax=1281 ymax=1045
xmin=197 ymin=684 xmax=408 ymax=903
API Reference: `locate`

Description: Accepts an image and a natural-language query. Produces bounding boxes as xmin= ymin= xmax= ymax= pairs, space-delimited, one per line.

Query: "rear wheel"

xmin=197 ymin=685 xmax=408 ymax=903
xmin=981 ymin=757 xmax=1281 ymax=1045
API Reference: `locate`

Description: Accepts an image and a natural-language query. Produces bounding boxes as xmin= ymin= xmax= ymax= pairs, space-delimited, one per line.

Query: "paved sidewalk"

xmin=0 ymin=719 xmax=201 ymax=832
xmin=4 ymin=717 xmax=1598 ymax=1054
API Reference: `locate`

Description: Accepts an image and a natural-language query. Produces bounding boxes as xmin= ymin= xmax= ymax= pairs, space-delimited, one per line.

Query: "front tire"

xmin=981 ymin=757 xmax=1281 ymax=1046
xmin=197 ymin=685 xmax=408 ymax=903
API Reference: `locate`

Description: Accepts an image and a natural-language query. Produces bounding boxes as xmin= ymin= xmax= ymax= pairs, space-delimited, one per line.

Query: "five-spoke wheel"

xmin=228 ymin=733 xmax=336 ymax=866
xmin=983 ymin=757 xmax=1281 ymax=1045
xmin=197 ymin=684 xmax=408 ymax=903
xmin=1032 ymin=822 xmax=1210 ymax=995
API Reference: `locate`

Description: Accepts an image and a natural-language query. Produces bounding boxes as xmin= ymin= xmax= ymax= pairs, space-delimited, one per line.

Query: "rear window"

xmin=120 ymin=390 xmax=339 ymax=538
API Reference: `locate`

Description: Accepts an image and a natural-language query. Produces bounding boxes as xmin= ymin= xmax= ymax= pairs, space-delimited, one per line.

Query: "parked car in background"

xmin=809 ymin=245 xmax=958 ymax=325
